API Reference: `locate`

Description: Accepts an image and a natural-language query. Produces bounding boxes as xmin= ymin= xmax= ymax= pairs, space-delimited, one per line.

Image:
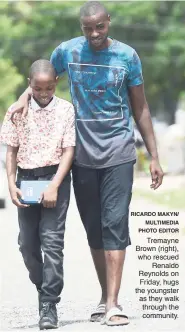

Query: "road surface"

xmin=0 ymin=171 xmax=185 ymax=331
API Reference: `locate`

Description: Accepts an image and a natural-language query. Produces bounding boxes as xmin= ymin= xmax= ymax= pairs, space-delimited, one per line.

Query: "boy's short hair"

xmin=29 ymin=59 xmax=56 ymax=79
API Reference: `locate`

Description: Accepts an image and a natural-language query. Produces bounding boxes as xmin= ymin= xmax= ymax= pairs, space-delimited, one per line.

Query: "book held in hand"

xmin=20 ymin=180 xmax=51 ymax=204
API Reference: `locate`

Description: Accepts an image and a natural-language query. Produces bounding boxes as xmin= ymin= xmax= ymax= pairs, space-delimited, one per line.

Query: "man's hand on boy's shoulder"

xmin=9 ymin=184 xmax=29 ymax=208
xmin=10 ymin=102 xmax=28 ymax=123
xmin=10 ymin=87 xmax=32 ymax=122
xmin=40 ymin=183 xmax=58 ymax=208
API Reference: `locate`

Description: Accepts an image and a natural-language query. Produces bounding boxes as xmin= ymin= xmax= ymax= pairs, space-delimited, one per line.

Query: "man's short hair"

xmin=80 ymin=1 xmax=108 ymax=19
xmin=29 ymin=59 xmax=56 ymax=79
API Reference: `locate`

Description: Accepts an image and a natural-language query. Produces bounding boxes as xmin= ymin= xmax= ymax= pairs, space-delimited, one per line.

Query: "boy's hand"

xmin=41 ymin=183 xmax=58 ymax=208
xmin=150 ymin=158 xmax=164 ymax=190
xmin=9 ymin=184 xmax=29 ymax=208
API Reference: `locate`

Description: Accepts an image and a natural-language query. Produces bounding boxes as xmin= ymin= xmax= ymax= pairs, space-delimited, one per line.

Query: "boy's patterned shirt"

xmin=0 ymin=96 xmax=75 ymax=169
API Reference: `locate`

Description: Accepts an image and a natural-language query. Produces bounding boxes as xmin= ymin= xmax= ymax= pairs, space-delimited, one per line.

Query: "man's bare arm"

xmin=18 ymin=86 xmax=32 ymax=103
xmin=129 ymin=84 xmax=158 ymax=159
xmin=129 ymin=84 xmax=164 ymax=189
xmin=6 ymin=146 xmax=29 ymax=207
xmin=42 ymin=146 xmax=75 ymax=208
xmin=11 ymin=87 xmax=32 ymax=120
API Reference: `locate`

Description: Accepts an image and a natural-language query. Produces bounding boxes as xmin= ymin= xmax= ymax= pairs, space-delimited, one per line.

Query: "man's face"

xmin=81 ymin=12 xmax=110 ymax=50
xmin=29 ymin=73 xmax=57 ymax=107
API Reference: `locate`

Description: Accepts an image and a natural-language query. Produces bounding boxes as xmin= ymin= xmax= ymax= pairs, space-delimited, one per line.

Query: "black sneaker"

xmin=39 ymin=302 xmax=58 ymax=330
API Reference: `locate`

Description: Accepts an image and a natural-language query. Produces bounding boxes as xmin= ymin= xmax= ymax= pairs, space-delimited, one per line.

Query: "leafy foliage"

xmin=0 ymin=58 xmax=23 ymax=120
xmin=0 ymin=1 xmax=185 ymax=123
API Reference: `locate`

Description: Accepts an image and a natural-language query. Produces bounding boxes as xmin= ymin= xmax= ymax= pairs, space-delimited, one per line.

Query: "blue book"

xmin=20 ymin=180 xmax=51 ymax=204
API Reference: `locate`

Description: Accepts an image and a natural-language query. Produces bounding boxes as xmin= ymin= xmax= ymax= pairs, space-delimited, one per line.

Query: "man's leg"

xmin=72 ymin=165 xmax=107 ymax=318
xmin=90 ymin=248 xmax=107 ymax=303
xmin=104 ymin=250 xmax=126 ymax=312
xmin=100 ymin=161 xmax=134 ymax=323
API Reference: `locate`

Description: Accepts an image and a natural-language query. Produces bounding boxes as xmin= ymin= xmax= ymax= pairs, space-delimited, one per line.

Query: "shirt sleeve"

xmin=0 ymin=107 xmax=19 ymax=147
xmin=62 ymin=105 xmax=76 ymax=148
xmin=127 ymin=51 xmax=144 ymax=87
xmin=50 ymin=45 xmax=66 ymax=76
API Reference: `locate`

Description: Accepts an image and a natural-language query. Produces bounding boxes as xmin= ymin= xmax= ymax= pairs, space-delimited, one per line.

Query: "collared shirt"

xmin=0 ymin=96 xmax=75 ymax=169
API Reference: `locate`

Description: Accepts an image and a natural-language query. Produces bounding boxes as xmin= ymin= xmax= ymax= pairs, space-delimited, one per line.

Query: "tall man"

xmin=12 ymin=1 xmax=163 ymax=326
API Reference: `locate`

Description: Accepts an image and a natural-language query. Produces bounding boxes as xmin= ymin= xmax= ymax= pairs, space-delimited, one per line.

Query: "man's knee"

xmin=102 ymin=215 xmax=131 ymax=250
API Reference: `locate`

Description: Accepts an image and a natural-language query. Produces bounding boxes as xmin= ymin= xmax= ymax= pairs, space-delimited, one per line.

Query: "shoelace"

xmin=41 ymin=302 xmax=54 ymax=316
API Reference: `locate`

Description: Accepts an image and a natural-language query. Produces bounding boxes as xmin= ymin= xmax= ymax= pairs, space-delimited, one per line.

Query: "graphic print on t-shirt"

xmin=68 ymin=63 xmax=126 ymax=121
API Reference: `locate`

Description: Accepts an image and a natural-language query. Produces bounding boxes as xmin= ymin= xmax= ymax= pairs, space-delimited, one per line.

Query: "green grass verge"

xmin=133 ymin=187 xmax=185 ymax=210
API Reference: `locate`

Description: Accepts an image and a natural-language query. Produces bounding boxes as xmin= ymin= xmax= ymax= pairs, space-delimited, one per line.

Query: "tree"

xmin=0 ymin=59 xmax=23 ymax=120
xmin=1 ymin=1 xmax=185 ymax=124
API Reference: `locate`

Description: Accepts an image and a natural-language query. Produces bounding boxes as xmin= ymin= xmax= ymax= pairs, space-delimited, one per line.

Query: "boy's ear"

xmin=56 ymin=76 xmax=59 ymax=84
xmin=27 ymin=78 xmax=30 ymax=86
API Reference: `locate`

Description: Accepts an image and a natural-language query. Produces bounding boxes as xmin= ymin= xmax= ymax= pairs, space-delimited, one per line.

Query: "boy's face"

xmin=29 ymin=73 xmax=57 ymax=107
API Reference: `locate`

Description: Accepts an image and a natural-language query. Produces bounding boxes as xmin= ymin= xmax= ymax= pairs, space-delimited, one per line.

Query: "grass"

xmin=133 ymin=187 xmax=185 ymax=210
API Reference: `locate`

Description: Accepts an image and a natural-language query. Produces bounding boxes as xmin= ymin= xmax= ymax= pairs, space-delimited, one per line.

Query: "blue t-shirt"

xmin=51 ymin=36 xmax=143 ymax=168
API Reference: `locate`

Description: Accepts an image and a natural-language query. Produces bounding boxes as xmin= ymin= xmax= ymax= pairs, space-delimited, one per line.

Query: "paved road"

xmin=0 ymin=172 xmax=185 ymax=332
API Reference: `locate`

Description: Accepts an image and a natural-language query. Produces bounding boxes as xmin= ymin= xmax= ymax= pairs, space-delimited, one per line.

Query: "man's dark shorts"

xmin=72 ymin=161 xmax=135 ymax=250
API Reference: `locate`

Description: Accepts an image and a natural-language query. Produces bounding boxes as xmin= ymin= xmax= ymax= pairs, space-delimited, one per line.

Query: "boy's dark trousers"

xmin=16 ymin=168 xmax=71 ymax=304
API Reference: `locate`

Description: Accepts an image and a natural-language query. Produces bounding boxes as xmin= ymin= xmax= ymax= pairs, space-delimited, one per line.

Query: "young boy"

xmin=0 ymin=59 xmax=75 ymax=330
